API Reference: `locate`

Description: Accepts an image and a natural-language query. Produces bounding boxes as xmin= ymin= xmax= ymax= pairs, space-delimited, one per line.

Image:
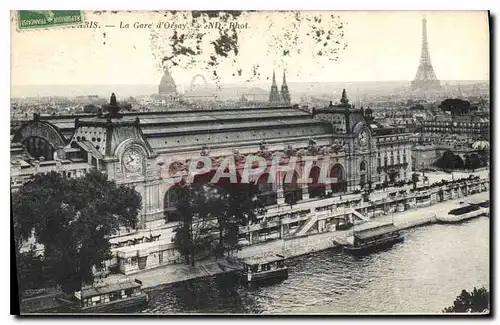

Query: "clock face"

xmin=358 ymin=130 xmax=369 ymax=146
xmin=122 ymin=148 xmax=143 ymax=173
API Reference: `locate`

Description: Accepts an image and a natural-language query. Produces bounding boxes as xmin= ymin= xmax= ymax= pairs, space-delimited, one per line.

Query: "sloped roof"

xmin=81 ymin=281 xmax=140 ymax=299
xmin=242 ymin=254 xmax=285 ymax=266
xmin=76 ymin=140 xmax=104 ymax=159
xmin=355 ymin=224 xmax=399 ymax=240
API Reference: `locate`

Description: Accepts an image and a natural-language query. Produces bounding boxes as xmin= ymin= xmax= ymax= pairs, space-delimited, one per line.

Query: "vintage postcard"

xmin=11 ymin=10 xmax=490 ymax=315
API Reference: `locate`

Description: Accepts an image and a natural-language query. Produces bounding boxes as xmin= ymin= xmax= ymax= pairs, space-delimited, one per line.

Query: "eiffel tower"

xmin=411 ymin=17 xmax=441 ymax=91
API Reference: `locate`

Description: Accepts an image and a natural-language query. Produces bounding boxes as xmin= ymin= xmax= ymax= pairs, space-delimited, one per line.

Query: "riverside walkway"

xmin=134 ymin=191 xmax=489 ymax=290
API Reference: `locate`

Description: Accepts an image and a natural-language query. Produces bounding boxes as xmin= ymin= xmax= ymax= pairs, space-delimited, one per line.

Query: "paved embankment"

xmin=136 ymin=192 xmax=489 ymax=290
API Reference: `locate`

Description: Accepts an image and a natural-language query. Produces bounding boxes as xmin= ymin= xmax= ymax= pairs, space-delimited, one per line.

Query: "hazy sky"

xmin=11 ymin=10 xmax=489 ymax=88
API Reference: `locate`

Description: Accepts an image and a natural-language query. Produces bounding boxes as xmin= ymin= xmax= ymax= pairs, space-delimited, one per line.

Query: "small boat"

xmin=71 ymin=278 xmax=149 ymax=313
xmin=241 ymin=254 xmax=288 ymax=283
xmin=342 ymin=223 xmax=405 ymax=256
xmin=437 ymin=201 xmax=489 ymax=224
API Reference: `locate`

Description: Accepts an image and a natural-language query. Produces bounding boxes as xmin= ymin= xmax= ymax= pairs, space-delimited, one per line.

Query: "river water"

xmin=141 ymin=217 xmax=489 ymax=314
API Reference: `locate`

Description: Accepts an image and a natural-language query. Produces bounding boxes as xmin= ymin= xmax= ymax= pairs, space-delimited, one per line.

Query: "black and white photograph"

xmin=10 ymin=10 xmax=491 ymax=315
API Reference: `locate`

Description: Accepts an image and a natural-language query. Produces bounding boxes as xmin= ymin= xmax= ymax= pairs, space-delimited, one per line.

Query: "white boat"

xmin=437 ymin=200 xmax=489 ymax=224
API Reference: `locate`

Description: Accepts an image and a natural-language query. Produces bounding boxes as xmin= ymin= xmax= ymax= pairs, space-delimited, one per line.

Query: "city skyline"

xmin=10 ymin=79 xmax=490 ymax=100
xmin=11 ymin=11 xmax=489 ymax=97
xmin=11 ymin=10 xmax=490 ymax=316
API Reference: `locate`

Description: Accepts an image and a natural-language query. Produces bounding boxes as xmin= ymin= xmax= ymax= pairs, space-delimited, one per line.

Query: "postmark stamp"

xmin=17 ymin=10 xmax=84 ymax=30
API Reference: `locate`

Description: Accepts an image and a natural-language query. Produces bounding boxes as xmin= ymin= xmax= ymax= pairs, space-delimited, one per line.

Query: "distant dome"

xmin=159 ymin=65 xmax=177 ymax=95
xmin=472 ymin=141 xmax=489 ymax=150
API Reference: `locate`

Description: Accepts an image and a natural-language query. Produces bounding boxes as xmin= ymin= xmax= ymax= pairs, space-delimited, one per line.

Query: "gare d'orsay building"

xmin=11 ymin=90 xmax=412 ymax=273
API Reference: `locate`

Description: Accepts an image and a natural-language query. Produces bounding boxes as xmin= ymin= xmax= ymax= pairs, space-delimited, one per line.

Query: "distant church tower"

xmin=280 ymin=71 xmax=291 ymax=105
xmin=269 ymin=70 xmax=282 ymax=106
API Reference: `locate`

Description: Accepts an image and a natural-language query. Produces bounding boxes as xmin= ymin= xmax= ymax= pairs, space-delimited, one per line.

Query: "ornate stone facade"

xmin=11 ymin=91 xmax=417 ymax=272
xmin=11 ymin=91 xmax=413 ymax=229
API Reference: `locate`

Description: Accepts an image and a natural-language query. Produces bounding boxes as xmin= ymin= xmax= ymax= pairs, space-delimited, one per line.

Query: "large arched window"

xmin=360 ymin=161 xmax=367 ymax=171
xmin=23 ymin=136 xmax=56 ymax=161
xmin=283 ymin=171 xmax=303 ymax=205
xmin=256 ymin=173 xmax=277 ymax=206
xmin=359 ymin=161 xmax=367 ymax=188
xmin=164 ymin=186 xmax=185 ymax=222
xmin=308 ymin=166 xmax=325 ymax=199
xmin=330 ymin=164 xmax=346 ymax=193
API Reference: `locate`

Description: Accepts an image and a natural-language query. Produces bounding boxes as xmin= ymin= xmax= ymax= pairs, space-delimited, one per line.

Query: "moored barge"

xmin=71 ymin=278 xmax=149 ymax=313
xmin=241 ymin=254 xmax=288 ymax=283
xmin=342 ymin=223 xmax=405 ymax=256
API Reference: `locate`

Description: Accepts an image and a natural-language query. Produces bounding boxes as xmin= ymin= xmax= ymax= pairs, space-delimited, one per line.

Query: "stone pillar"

xmin=55 ymin=158 xmax=62 ymax=171
xmin=57 ymin=146 xmax=66 ymax=160
xmin=33 ymin=160 xmax=40 ymax=173
xmin=275 ymin=171 xmax=285 ymax=205
xmin=12 ymin=159 xmax=21 ymax=174
xmin=153 ymin=182 xmax=160 ymax=211
xmin=277 ymin=190 xmax=285 ymax=205
xmin=318 ymin=219 xmax=326 ymax=232
xmin=302 ymin=187 xmax=310 ymax=200
xmin=34 ymin=138 xmax=40 ymax=158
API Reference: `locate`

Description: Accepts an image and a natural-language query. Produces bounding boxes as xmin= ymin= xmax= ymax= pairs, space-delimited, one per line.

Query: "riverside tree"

xmin=434 ymin=150 xmax=465 ymax=170
xmin=217 ymin=182 xmax=264 ymax=257
xmin=173 ymin=181 xmax=264 ymax=264
xmin=15 ymin=247 xmax=53 ymax=295
xmin=12 ymin=170 xmax=142 ymax=294
xmin=173 ymin=182 xmax=221 ymax=266
xmin=443 ymin=287 xmax=489 ymax=313
xmin=464 ymin=154 xmax=482 ymax=172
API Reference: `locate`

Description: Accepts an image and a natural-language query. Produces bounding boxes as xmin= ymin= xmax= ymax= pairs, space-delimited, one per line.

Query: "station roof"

xmin=242 ymin=254 xmax=286 ymax=266
xmin=141 ymin=118 xmax=326 ymax=136
xmin=36 ymin=106 xmax=331 ymax=141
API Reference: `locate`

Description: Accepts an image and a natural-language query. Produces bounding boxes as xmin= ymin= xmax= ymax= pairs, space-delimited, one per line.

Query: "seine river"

xmin=141 ymin=217 xmax=489 ymax=314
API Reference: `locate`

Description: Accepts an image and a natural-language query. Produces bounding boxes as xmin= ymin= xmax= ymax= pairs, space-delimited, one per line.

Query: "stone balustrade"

xmin=241 ymin=176 xmax=489 ymax=245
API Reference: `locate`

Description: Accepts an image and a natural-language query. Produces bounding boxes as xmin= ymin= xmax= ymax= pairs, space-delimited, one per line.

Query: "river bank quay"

xmin=135 ymin=191 xmax=489 ymax=290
